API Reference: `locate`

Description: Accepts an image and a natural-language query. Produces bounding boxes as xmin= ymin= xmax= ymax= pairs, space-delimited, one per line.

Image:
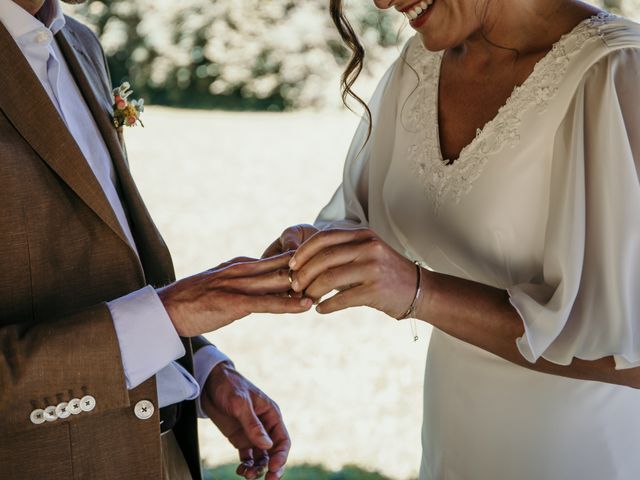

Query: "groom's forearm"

xmin=417 ymin=269 xmax=640 ymax=389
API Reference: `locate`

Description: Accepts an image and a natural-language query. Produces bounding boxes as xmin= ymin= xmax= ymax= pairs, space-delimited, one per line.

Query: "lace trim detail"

xmin=405 ymin=12 xmax=612 ymax=212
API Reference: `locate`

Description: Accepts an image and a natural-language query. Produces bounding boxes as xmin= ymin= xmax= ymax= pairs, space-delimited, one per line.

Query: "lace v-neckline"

xmin=404 ymin=11 xmax=613 ymax=212
xmin=434 ymin=12 xmax=610 ymax=166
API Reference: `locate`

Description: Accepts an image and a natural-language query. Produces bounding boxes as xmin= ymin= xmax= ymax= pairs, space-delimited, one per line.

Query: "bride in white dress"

xmin=265 ymin=0 xmax=640 ymax=478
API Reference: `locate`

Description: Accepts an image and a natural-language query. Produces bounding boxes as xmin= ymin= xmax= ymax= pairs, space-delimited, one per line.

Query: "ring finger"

xmin=304 ymin=263 xmax=367 ymax=301
xmin=291 ymin=242 xmax=366 ymax=293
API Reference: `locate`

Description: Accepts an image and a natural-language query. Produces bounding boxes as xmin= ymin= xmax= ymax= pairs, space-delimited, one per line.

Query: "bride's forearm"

xmin=416 ymin=269 xmax=640 ymax=389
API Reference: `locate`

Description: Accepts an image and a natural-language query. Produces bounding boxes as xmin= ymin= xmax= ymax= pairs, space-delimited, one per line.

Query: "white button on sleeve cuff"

xmin=108 ymin=285 xmax=185 ymax=390
xmin=43 ymin=405 xmax=57 ymax=422
xmin=30 ymin=409 xmax=45 ymax=425
xmin=80 ymin=395 xmax=96 ymax=412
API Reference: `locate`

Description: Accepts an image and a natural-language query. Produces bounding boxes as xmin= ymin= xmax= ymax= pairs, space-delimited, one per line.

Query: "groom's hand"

xmin=262 ymin=224 xmax=319 ymax=258
xmin=158 ymin=253 xmax=312 ymax=336
xmin=201 ymin=362 xmax=290 ymax=480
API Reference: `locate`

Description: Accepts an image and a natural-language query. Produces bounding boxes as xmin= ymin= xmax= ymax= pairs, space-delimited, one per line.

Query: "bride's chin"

xmin=417 ymin=26 xmax=464 ymax=53
xmin=418 ymin=33 xmax=448 ymax=53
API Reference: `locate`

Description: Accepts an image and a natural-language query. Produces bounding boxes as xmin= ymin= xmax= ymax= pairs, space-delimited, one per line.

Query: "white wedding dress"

xmin=317 ymin=13 xmax=640 ymax=479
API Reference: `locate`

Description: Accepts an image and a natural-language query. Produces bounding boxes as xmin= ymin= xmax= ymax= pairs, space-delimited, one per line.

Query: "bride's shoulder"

xmin=558 ymin=13 xmax=640 ymax=89
xmin=555 ymin=15 xmax=640 ymax=121
xmin=576 ymin=13 xmax=640 ymax=67
xmin=598 ymin=13 xmax=640 ymax=49
xmin=575 ymin=14 xmax=640 ymax=83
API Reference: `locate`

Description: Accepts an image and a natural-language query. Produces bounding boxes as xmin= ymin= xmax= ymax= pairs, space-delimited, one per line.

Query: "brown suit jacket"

xmin=0 ymin=15 xmax=204 ymax=480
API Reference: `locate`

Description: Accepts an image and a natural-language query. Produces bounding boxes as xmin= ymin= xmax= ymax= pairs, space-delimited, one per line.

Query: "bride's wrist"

xmin=395 ymin=261 xmax=423 ymax=320
xmin=413 ymin=267 xmax=436 ymax=323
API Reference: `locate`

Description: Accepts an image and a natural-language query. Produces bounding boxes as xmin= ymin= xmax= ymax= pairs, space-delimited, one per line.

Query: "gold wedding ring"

xmin=287 ymin=269 xmax=295 ymax=298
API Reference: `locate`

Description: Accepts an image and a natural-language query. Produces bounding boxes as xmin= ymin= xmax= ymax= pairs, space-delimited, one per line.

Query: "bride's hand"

xmin=288 ymin=228 xmax=418 ymax=318
xmin=262 ymin=224 xmax=319 ymax=258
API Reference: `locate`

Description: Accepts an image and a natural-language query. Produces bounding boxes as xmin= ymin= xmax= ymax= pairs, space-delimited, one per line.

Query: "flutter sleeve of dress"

xmin=315 ymin=42 xmax=410 ymax=231
xmin=509 ymin=47 xmax=640 ymax=368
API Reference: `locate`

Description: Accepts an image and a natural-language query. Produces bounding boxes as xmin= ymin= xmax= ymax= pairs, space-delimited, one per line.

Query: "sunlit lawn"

xmin=125 ymin=107 xmax=430 ymax=480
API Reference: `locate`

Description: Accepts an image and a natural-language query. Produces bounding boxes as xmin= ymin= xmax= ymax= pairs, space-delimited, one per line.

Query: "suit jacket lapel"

xmin=0 ymin=22 xmax=132 ymax=252
xmin=56 ymin=28 xmax=123 ymax=167
xmin=58 ymin=23 xmax=175 ymax=287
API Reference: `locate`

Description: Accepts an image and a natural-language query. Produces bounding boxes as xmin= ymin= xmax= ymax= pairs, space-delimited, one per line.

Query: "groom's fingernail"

xmin=300 ymin=298 xmax=312 ymax=308
xmin=289 ymin=258 xmax=297 ymax=269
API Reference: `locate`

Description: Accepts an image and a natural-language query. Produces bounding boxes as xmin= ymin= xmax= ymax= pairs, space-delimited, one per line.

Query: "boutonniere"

xmin=112 ymin=82 xmax=144 ymax=129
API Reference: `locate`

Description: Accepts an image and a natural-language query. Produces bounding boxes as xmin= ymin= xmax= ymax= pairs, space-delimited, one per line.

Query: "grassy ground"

xmin=204 ymin=464 xmax=412 ymax=480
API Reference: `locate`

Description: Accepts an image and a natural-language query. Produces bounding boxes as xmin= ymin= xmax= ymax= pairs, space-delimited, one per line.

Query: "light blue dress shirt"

xmin=0 ymin=0 xmax=231 ymax=414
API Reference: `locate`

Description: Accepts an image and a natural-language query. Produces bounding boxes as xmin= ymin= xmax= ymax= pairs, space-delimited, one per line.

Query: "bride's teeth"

xmin=405 ymin=0 xmax=434 ymax=22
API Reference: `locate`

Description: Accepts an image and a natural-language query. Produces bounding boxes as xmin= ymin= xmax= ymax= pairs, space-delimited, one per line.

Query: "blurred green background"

xmin=68 ymin=0 xmax=402 ymax=110
xmin=67 ymin=0 xmax=637 ymax=112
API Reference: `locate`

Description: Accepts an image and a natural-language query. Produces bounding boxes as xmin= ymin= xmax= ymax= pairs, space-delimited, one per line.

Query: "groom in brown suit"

xmin=0 ymin=0 xmax=312 ymax=478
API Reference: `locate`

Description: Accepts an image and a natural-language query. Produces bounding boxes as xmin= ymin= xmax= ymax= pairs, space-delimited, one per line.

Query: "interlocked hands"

xmin=267 ymin=225 xmax=420 ymax=319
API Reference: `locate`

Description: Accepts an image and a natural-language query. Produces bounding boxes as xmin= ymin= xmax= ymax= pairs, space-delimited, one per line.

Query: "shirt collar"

xmin=0 ymin=0 xmax=65 ymax=43
xmin=37 ymin=0 xmax=65 ymax=34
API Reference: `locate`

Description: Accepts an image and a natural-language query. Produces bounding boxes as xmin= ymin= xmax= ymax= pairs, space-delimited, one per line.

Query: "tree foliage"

xmin=68 ymin=0 xmax=404 ymax=110
xmin=65 ymin=0 xmax=640 ymax=111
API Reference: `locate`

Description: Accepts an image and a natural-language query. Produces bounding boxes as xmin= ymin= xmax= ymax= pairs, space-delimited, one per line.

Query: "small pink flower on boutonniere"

xmin=112 ymin=82 xmax=144 ymax=129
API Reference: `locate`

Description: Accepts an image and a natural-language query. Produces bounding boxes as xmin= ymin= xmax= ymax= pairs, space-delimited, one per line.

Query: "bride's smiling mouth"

xmin=400 ymin=0 xmax=437 ymax=29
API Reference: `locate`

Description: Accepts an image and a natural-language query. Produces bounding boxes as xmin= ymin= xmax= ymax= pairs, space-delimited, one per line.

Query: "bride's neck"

xmin=454 ymin=0 xmax=602 ymax=70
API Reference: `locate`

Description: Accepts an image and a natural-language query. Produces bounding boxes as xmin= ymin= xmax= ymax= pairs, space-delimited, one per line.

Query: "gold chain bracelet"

xmin=397 ymin=261 xmax=423 ymax=341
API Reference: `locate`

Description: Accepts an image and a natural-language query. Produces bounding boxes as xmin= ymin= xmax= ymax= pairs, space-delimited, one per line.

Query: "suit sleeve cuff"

xmin=194 ymin=345 xmax=234 ymax=418
xmin=108 ymin=285 xmax=185 ymax=389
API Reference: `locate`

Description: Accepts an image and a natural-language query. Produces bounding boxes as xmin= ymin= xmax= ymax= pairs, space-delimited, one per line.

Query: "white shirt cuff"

xmin=194 ymin=345 xmax=234 ymax=418
xmin=108 ymin=285 xmax=185 ymax=389
xmin=156 ymin=361 xmax=200 ymax=408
